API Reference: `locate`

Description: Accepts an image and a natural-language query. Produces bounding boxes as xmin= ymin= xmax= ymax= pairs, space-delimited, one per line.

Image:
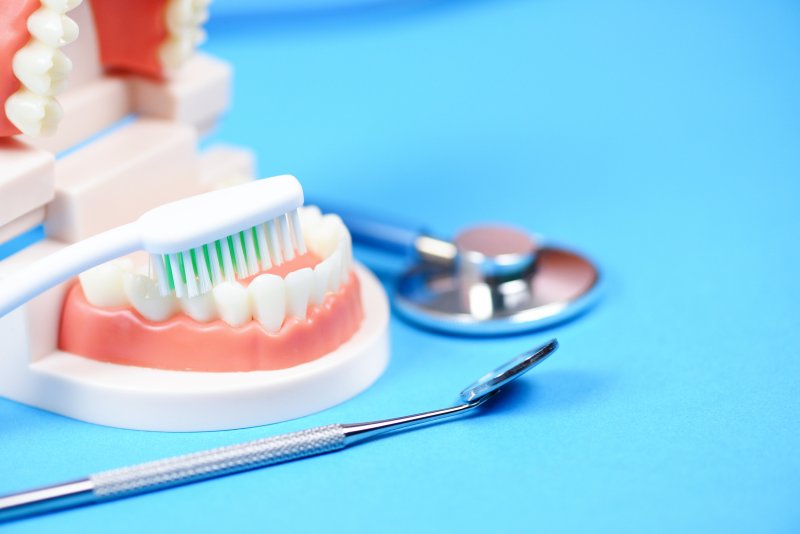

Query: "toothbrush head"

xmin=137 ymin=175 xmax=307 ymax=298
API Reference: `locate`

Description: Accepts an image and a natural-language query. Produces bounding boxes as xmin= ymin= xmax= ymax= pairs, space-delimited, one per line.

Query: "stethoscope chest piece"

xmin=394 ymin=225 xmax=601 ymax=336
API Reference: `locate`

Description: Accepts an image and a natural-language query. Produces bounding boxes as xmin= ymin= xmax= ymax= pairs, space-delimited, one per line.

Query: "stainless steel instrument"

xmin=0 ymin=339 xmax=559 ymax=523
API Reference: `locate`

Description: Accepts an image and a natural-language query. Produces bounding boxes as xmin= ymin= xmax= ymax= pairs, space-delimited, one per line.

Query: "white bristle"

xmin=255 ymin=224 xmax=272 ymax=270
xmin=182 ymin=251 xmax=199 ymax=297
xmin=278 ymin=215 xmax=295 ymax=261
xmin=266 ymin=219 xmax=283 ymax=265
xmin=194 ymin=246 xmax=212 ymax=293
xmin=219 ymin=238 xmax=236 ymax=281
xmin=231 ymin=233 xmax=248 ymax=278
xmin=290 ymin=209 xmax=306 ymax=255
xmin=207 ymin=243 xmax=223 ymax=286
xmin=152 ymin=254 xmax=171 ymax=296
xmin=243 ymin=227 xmax=259 ymax=275
xmin=168 ymin=252 xmax=186 ymax=298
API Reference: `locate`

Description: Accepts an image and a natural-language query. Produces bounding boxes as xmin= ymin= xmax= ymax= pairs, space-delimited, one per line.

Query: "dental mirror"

xmin=0 ymin=339 xmax=559 ymax=523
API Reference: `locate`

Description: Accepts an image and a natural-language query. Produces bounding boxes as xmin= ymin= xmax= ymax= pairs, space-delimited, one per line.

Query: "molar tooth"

xmin=79 ymin=259 xmax=131 ymax=308
xmin=165 ymin=0 xmax=209 ymax=32
xmin=312 ymin=258 xmax=333 ymax=306
xmin=27 ymin=8 xmax=79 ymax=47
xmin=41 ymin=0 xmax=83 ymax=13
xmin=13 ymin=42 xmax=72 ymax=96
xmin=180 ymin=292 xmax=217 ymax=323
xmin=248 ymin=274 xmax=286 ymax=333
xmin=306 ymin=214 xmax=344 ymax=259
xmin=213 ymin=282 xmax=251 ymax=327
xmin=298 ymin=206 xmax=322 ymax=236
xmin=159 ymin=34 xmax=195 ymax=71
xmin=339 ymin=226 xmax=353 ymax=284
xmin=5 ymin=89 xmax=63 ymax=136
xmin=123 ymin=273 xmax=180 ymax=322
xmin=284 ymin=268 xmax=313 ymax=320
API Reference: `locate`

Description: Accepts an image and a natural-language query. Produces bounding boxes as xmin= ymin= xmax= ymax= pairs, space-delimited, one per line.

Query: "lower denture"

xmin=0 ymin=0 xmax=40 ymax=136
xmin=59 ymin=255 xmax=365 ymax=372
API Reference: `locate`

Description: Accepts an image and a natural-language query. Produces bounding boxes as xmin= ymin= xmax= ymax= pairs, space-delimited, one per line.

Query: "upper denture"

xmin=0 ymin=0 xmax=42 ymax=136
xmin=90 ymin=0 xmax=209 ymax=79
xmin=2 ymin=0 xmax=81 ymax=137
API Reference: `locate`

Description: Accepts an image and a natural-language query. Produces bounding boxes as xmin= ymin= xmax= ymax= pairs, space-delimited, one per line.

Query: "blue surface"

xmin=2 ymin=0 xmax=800 ymax=532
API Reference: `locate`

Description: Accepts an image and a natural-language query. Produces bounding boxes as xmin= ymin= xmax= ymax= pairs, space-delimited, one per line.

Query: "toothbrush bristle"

xmin=266 ymin=219 xmax=283 ymax=266
xmin=150 ymin=209 xmax=307 ymax=298
xmin=278 ymin=214 xmax=295 ymax=261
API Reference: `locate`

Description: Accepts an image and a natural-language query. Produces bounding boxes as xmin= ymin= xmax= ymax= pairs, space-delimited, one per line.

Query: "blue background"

xmin=2 ymin=0 xmax=799 ymax=532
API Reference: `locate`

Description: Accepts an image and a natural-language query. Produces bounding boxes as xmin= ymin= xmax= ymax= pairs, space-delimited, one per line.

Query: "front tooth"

xmin=180 ymin=292 xmax=217 ymax=323
xmin=284 ymin=268 xmax=313 ymax=320
xmin=123 ymin=273 xmax=179 ymax=322
xmin=27 ymin=8 xmax=79 ymax=47
xmin=213 ymin=282 xmax=251 ymax=327
xmin=328 ymin=249 xmax=342 ymax=293
xmin=306 ymin=214 xmax=344 ymax=259
xmin=312 ymin=258 xmax=333 ymax=306
xmin=248 ymin=274 xmax=285 ymax=332
xmin=79 ymin=260 xmax=130 ymax=308
xmin=5 ymin=89 xmax=63 ymax=136
xmin=13 ymin=42 xmax=72 ymax=96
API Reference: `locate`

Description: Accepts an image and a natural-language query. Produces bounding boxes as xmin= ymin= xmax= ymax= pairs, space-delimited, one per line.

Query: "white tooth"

xmin=306 ymin=214 xmax=344 ymax=259
xmin=284 ymin=268 xmax=313 ymax=320
xmin=298 ymin=206 xmax=322 ymax=235
xmin=165 ymin=0 xmax=192 ymax=32
xmin=27 ymin=8 xmax=79 ymax=47
xmin=165 ymin=0 xmax=210 ymax=33
xmin=79 ymin=259 xmax=131 ymax=308
xmin=248 ymin=274 xmax=285 ymax=332
xmin=13 ymin=42 xmax=72 ymax=96
xmin=339 ymin=225 xmax=353 ymax=284
xmin=159 ymin=34 xmax=195 ymax=71
xmin=180 ymin=292 xmax=217 ymax=323
xmin=4 ymin=89 xmax=63 ymax=136
xmin=213 ymin=282 xmax=251 ymax=327
xmin=312 ymin=258 xmax=333 ymax=306
xmin=328 ymin=249 xmax=342 ymax=293
xmin=123 ymin=273 xmax=179 ymax=322
xmin=41 ymin=0 xmax=83 ymax=13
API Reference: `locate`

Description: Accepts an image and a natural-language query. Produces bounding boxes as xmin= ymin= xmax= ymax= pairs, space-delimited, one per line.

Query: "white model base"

xmin=0 ymin=264 xmax=389 ymax=432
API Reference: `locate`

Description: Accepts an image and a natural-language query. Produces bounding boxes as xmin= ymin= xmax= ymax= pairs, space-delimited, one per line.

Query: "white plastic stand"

xmin=0 ymin=263 xmax=389 ymax=431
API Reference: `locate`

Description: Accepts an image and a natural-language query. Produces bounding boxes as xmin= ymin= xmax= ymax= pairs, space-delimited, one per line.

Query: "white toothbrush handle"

xmin=0 ymin=223 xmax=142 ymax=318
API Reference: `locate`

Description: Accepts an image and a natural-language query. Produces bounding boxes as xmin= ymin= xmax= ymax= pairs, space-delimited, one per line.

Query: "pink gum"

xmin=0 ymin=0 xmax=40 ymax=137
xmin=59 ymin=272 xmax=364 ymax=372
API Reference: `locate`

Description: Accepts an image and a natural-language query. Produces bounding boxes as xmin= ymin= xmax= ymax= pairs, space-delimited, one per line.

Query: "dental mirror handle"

xmin=314 ymin=202 xmax=457 ymax=265
xmin=0 ymin=402 xmax=477 ymax=522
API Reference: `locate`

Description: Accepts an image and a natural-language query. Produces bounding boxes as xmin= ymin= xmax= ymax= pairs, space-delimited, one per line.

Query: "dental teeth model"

xmin=0 ymin=1 xmax=390 ymax=431
xmin=62 ymin=206 xmax=364 ymax=372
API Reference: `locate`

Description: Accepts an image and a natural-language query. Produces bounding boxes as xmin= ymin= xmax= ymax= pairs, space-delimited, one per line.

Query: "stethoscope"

xmin=317 ymin=203 xmax=602 ymax=335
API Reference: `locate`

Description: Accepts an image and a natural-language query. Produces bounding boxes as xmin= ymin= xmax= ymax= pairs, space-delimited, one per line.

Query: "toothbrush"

xmin=0 ymin=174 xmax=307 ymax=318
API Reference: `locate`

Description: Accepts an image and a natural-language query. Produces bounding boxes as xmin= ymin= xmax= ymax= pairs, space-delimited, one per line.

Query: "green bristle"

xmin=164 ymin=254 xmax=176 ymax=290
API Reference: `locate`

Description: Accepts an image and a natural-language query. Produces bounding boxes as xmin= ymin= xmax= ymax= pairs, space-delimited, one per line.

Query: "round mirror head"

xmin=459 ymin=339 xmax=559 ymax=403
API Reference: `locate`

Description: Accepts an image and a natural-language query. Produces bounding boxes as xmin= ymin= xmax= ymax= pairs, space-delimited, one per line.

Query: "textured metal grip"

xmin=90 ymin=424 xmax=346 ymax=498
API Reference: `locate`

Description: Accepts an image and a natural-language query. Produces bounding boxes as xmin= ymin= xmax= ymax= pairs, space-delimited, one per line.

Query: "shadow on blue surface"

xmin=209 ymin=0 xmax=523 ymax=35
